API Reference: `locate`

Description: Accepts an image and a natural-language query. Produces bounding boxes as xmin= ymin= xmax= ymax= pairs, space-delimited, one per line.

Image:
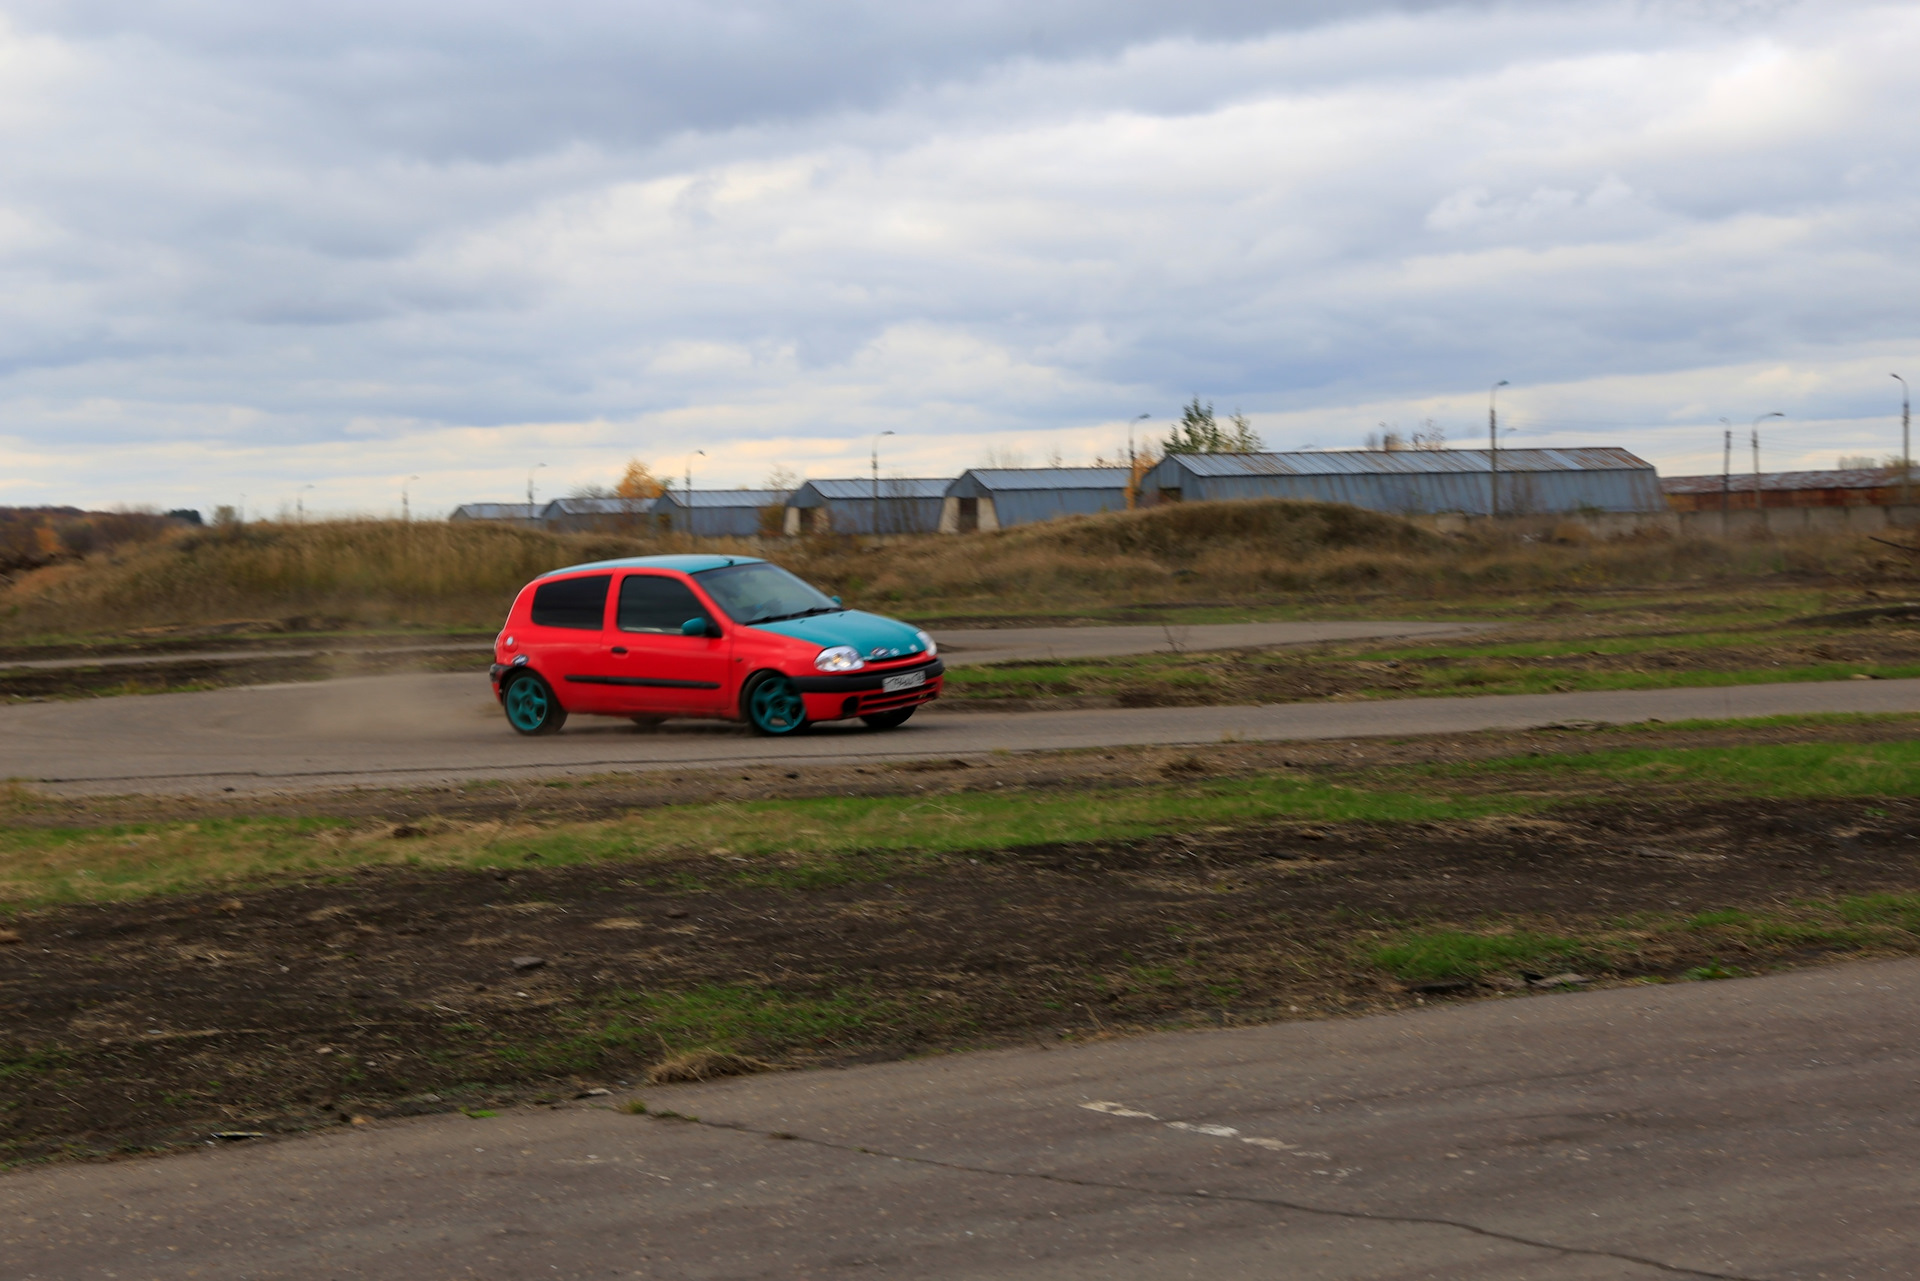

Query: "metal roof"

xmin=1662 ymin=468 xmax=1897 ymax=494
xmin=541 ymin=496 xmax=657 ymax=515
xmin=791 ymin=478 xmax=953 ymax=501
xmin=449 ymin=502 xmax=542 ymax=520
xmin=948 ymin=468 xmax=1130 ymax=491
xmin=654 ymin=489 xmax=791 ymax=509
xmin=1154 ymin=448 xmax=1653 ymax=477
xmin=541 ymin=554 xmax=765 ymax=578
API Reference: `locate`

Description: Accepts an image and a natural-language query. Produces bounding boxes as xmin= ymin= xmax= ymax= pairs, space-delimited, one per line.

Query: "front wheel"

xmin=860 ymin=708 xmax=915 ymax=730
xmin=744 ymin=672 xmax=810 ymax=736
xmin=503 ymin=671 xmax=567 ymax=736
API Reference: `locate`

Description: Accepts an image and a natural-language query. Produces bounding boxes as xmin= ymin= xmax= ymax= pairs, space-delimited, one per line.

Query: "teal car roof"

xmin=538 ymin=554 xmax=766 ymax=577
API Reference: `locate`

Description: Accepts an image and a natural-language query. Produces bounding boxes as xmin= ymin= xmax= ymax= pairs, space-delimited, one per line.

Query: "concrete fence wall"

xmin=1414 ymin=506 xmax=1920 ymax=540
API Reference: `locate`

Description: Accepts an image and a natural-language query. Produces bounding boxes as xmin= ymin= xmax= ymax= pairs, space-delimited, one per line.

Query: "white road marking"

xmin=1080 ymin=1100 xmax=1330 ymax=1159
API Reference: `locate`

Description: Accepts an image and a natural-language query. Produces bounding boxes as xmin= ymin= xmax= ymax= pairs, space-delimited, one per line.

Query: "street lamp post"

xmin=297 ymin=484 xmax=314 ymax=523
xmin=1720 ymin=418 xmax=1733 ymax=516
xmin=1894 ymin=374 xmax=1911 ymax=509
xmin=684 ymin=451 xmax=705 ymax=538
xmin=403 ymin=475 xmax=419 ymax=523
xmin=871 ymin=431 xmax=894 ymax=536
xmin=526 ymin=463 xmax=546 ymax=511
xmin=1488 ymin=380 xmax=1510 ymax=519
xmin=1128 ymin=413 xmax=1150 ymax=509
xmin=1750 ymin=412 xmax=1783 ymax=515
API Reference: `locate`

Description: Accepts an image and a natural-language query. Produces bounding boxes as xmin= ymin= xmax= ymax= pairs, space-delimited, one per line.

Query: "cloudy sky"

xmin=1 ymin=0 xmax=1916 ymax=516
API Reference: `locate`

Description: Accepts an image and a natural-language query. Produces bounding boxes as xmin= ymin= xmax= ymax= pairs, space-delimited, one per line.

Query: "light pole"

xmin=1128 ymin=413 xmax=1150 ymax=509
xmin=1894 ymin=374 xmax=1911 ymax=508
xmin=297 ymin=484 xmax=314 ymax=523
xmin=1488 ymin=380 xmax=1509 ymax=518
xmin=1751 ymin=412 xmax=1782 ymax=513
xmin=870 ymin=431 xmax=895 ymax=536
xmin=526 ymin=463 xmax=546 ymax=510
xmin=684 ymin=450 xmax=705 ymax=537
xmin=1720 ymin=418 xmax=1733 ymax=516
xmin=403 ymin=475 xmax=419 ymax=523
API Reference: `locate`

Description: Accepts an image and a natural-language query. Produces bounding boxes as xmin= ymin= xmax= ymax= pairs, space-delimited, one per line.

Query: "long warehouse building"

xmin=1139 ymin=448 xmax=1663 ymax=516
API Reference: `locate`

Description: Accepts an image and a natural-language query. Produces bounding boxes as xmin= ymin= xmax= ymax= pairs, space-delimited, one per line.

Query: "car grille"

xmin=853 ymin=683 xmax=939 ymax=714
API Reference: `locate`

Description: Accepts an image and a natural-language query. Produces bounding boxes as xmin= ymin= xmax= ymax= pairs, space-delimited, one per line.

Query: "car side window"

xmin=617 ymin=574 xmax=710 ymax=634
xmin=530 ymin=574 xmax=610 ymax=630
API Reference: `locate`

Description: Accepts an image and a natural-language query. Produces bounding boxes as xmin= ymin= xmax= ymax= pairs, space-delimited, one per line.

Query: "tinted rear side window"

xmin=617 ymin=574 xmax=710 ymax=633
xmin=531 ymin=575 xmax=610 ymax=630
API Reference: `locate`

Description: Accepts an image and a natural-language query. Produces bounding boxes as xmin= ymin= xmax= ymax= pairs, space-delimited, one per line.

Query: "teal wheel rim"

xmin=748 ymin=675 xmax=807 ymax=734
xmin=505 ymin=676 xmax=550 ymax=731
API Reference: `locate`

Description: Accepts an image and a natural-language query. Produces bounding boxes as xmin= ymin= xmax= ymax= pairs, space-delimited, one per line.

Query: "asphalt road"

xmin=6 ymin=959 xmax=1914 ymax=1279
xmin=8 ymin=671 xmax=1920 ymax=797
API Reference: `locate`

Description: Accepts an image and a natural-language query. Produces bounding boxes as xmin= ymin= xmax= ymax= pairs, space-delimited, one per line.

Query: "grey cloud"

xmin=14 ymin=1 xmax=1466 ymax=159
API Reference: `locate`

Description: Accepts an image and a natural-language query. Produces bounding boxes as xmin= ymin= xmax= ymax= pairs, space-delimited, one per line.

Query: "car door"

xmin=527 ymin=573 xmax=617 ymax=712
xmin=605 ymin=573 xmax=731 ymax=715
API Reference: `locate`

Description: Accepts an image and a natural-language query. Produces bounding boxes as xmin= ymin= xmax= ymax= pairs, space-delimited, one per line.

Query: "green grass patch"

xmin=1370 ymin=929 xmax=1584 ymax=980
xmin=0 ymin=775 xmax=1532 ymax=908
xmin=498 ymin=984 xmax=891 ymax=1075
xmin=1839 ymin=892 xmax=1920 ymax=932
xmin=1459 ymin=740 xmax=1920 ymax=798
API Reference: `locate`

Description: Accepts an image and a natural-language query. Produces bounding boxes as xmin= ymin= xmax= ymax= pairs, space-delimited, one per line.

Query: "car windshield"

xmin=694 ymin=562 xmax=841 ymax=625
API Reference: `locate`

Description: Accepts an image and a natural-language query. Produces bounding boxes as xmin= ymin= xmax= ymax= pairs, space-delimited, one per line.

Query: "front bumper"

xmin=794 ymin=657 xmax=944 ymax=721
xmin=791 ymin=655 xmax=943 ymax=693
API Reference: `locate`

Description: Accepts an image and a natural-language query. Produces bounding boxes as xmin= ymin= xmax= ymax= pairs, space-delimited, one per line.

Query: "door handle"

xmin=610 ymin=646 xmax=628 ymax=654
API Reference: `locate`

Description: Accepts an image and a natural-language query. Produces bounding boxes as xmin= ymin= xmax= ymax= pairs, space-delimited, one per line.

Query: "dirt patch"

xmin=4 ymin=795 xmax=1918 ymax=1164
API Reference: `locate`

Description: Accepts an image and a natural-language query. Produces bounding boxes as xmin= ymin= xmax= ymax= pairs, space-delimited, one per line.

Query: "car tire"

xmin=502 ymin=671 xmax=567 ymax=736
xmin=744 ymin=671 xmax=810 ymax=736
xmin=860 ymin=708 xmax=915 ymax=730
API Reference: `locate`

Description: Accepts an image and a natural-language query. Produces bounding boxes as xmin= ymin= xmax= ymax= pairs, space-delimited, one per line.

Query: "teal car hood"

xmin=749 ymin=610 xmax=929 ymax=661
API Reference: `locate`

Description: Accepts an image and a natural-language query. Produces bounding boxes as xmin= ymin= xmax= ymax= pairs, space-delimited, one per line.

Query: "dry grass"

xmin=0 ymin=500 xmax=1903 ymax=641
xmin=644 ymin=1049 xmax=773 ymax=1084
xmin=780 ymin=500 xmax=1897 ymax=613
xmin=0 ymin=520 xmax=754 ymax=639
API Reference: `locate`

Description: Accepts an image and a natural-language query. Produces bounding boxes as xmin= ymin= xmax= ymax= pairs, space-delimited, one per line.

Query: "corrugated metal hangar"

xmin=1139 ymin=448 xmax=1663 ymax=516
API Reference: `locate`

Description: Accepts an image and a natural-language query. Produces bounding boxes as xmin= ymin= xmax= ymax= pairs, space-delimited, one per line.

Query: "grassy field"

xmin=937 ymin=608 xmax=1920 ymax=707
xmin=0 ymin=499 xmax=1909 ymax=645
xmin=6 ymin=737 xmax=1920 ymax=911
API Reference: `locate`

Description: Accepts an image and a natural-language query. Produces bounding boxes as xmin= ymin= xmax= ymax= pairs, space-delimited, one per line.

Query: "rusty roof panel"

xmin=1662 ymin=468 xmax=1899 ymax=494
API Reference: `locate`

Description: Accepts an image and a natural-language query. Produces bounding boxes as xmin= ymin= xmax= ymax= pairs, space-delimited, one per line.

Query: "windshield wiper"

xmin=747 ymin=605 xmax=843 ymax=625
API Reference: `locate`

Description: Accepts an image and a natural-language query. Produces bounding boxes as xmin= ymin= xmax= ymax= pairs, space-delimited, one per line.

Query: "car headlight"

xmin=915 ymin=629 xmax=937 ymax=657
xmin=815 ymin=645 xmax=865 ymax=672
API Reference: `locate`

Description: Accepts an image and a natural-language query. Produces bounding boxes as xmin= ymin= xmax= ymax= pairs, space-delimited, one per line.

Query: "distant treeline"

xmin=0 ymin=507 xmax=196 ymax=576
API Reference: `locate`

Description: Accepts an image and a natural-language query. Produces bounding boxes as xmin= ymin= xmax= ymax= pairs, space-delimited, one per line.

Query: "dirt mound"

xmin=1032 ymin=498 xmax=1439 ymax=562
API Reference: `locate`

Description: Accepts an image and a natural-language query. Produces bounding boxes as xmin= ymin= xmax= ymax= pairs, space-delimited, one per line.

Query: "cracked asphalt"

xmin=6 ymin=959 xmax=1914 ymax=1279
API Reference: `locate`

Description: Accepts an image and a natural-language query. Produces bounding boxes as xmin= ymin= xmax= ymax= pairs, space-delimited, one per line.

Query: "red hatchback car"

xmin=488 ymin=554 xmax=944 ymax=736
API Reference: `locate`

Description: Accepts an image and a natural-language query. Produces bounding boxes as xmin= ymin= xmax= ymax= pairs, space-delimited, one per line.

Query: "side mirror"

xmin=683 ymin=617 xmax=721 ymax=638
xmin=830 ymin=595 xmax=842 ymax=607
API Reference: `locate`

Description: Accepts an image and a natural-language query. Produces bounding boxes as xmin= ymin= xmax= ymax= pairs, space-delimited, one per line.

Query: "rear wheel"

xmin=860 ymin=708 xmax=915 ymax=730
xmin=744 ymin=672 xmax=810 ymax=736
xmin=503 ymin=671 xmax=567 ymax=736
